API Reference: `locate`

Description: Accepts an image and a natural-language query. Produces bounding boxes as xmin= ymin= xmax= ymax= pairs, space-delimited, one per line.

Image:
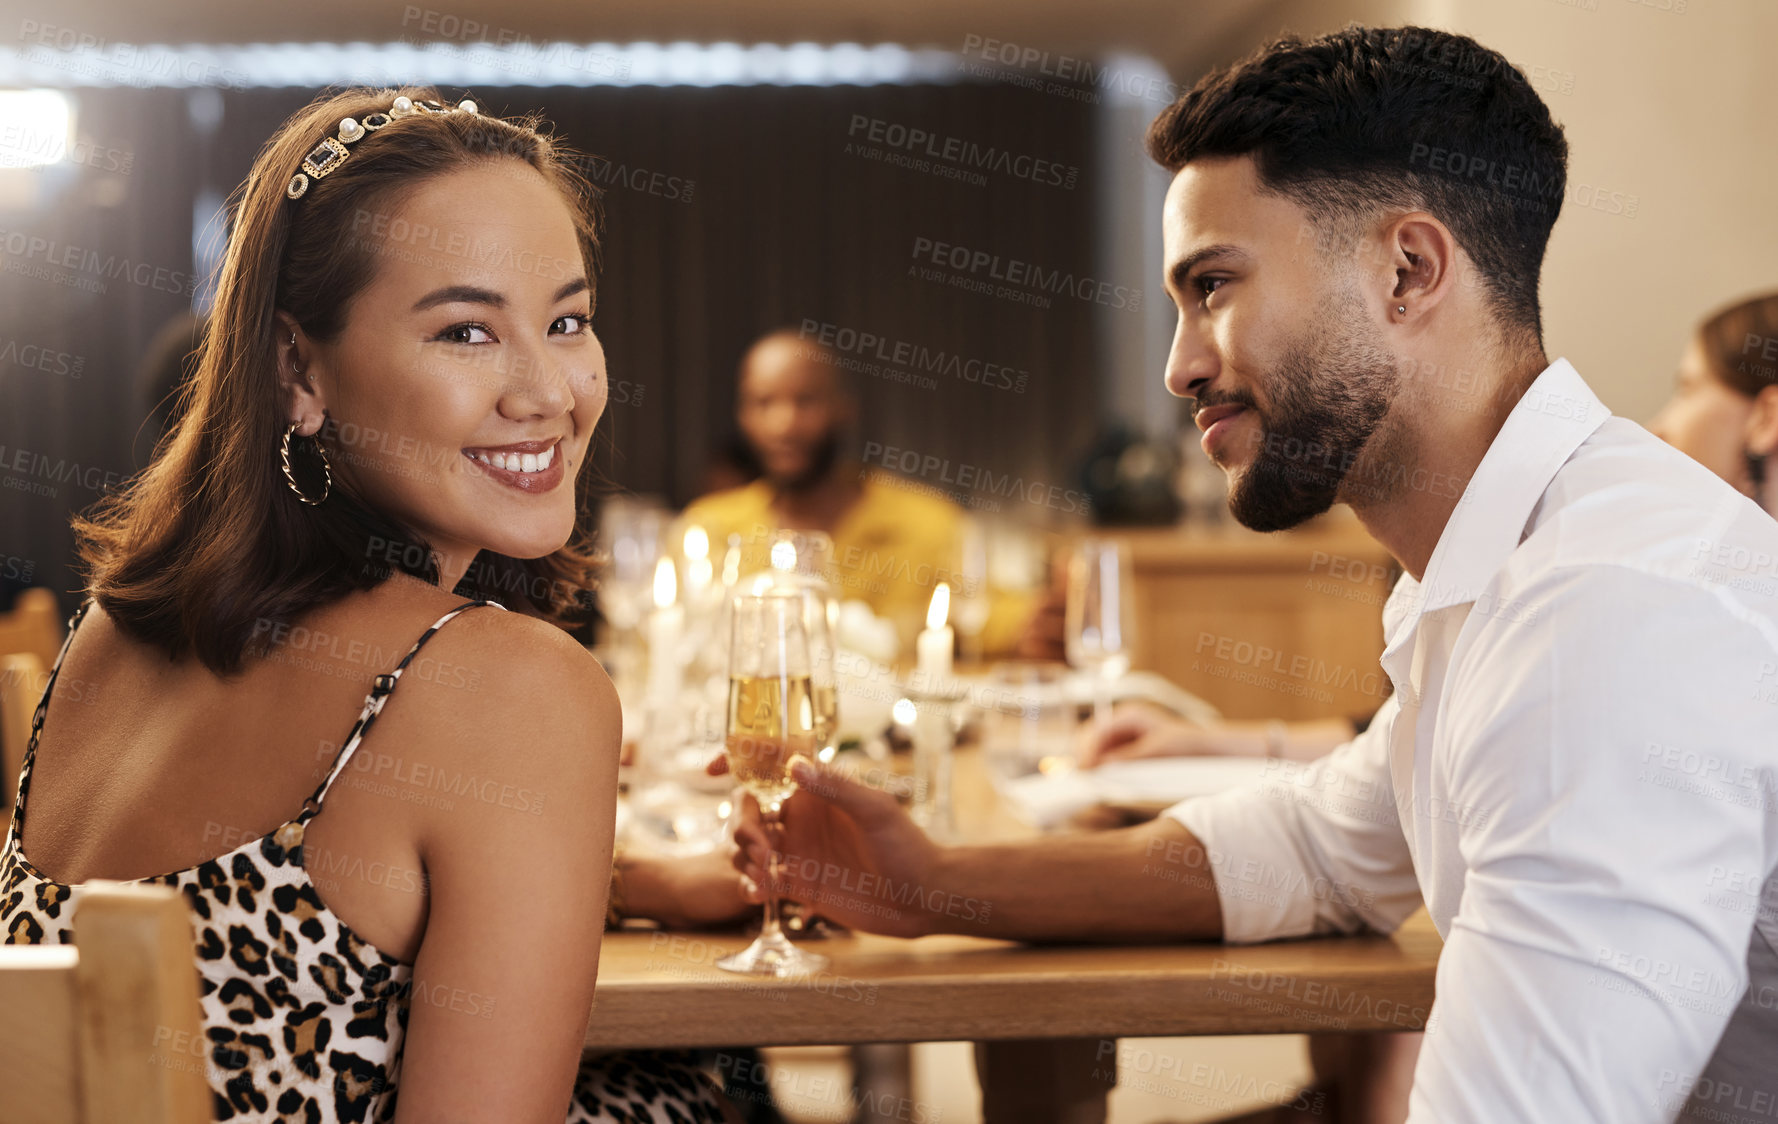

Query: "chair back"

xmin=0 ymin=589 xmax=63 ymax=670
xmin=0 ymin=589 xmax=69 ymax=835
xmin=0 ymin=881 xmax=212 ymax=1124
xmin=1 ymin=652 xmax=47 ymax=836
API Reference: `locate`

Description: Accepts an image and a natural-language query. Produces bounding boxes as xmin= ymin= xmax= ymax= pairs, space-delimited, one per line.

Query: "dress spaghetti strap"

xmin=301 ymin=598 xmax=504 ymax=823
xmin=9 ymin=597 xmax=94 ymax=825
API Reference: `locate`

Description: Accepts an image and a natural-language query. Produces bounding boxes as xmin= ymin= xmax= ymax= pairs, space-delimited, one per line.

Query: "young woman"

xmin=1649 ymin=291 xmax=1778 ymax=516
xmin=0 ymin=87 xmax=735 ymax=1122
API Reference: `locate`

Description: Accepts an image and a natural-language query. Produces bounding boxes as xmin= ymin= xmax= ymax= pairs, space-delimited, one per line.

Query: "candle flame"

xmin=770 ymin=539 xmax=797 ymax=572
xmin=689 ymin=557 xmax=714 ymax=588
xmin=683 ymin=524 xmax=709 ymax=561
xmin=652 ymin=557 xmax=677 ymax=608
xmin=925 ymin=582 xmax=951 ymax=631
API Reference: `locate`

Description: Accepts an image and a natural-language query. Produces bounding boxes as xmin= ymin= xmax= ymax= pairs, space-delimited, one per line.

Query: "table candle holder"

xmin=901 ymin=673 xmax=968 ymax=839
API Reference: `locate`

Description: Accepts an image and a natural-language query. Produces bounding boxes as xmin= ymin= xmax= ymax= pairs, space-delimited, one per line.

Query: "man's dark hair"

xmin=1147 ymin=25 xmax=1569 ymax=345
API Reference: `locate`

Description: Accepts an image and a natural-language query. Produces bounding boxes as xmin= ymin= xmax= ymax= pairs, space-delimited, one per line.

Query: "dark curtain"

xmin=0 ymin=87 xmax=201 ymax=614
xmin=2 ymin=78 xmax=1104 ymax=614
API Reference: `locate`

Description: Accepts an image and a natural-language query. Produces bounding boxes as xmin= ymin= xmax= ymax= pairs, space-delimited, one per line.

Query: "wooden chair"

xmin=0 ymin=882 xmax=212 ymax=1124
xmin=0 ymin=588 xmax=64 ymax=671
xmin=2 ymin=652 xmax=47 ymax=837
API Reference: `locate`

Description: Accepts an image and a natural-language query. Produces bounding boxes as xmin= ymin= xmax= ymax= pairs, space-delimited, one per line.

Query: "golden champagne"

xmin=811 ymin=683 xmax=839 ymax=754
xmin=726 ymin=674 xmax=816 ymax=810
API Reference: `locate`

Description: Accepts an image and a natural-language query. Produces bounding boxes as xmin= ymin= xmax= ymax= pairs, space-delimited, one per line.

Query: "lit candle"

xmin=910 ymin=586 xmax=957 ymax=835
xmin=720 ymin=534 xmax=743 ymax=589
xmin=682 ymin=525 xmax=713 ymax=602
xmin=917 ymin=582 xmax=954 ymax=684
xmin=646 ymin=557 xmax=683 ymax=703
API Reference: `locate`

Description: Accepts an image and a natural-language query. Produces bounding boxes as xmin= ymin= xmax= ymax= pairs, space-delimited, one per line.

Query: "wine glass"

xmin=626 ymin=691 xmax=734 ymax=858
xmin=981 ymin=662 xmax=1074 ymax=783
xmin=717 ymin=591 xmax=830 ymax=976
xmin=788 ymin=588 xmax=842 ymax=937
xmin=596 ymin=497 xmax=668 ymax=706
xmin=1065 ymin=539 xmax=1135 ymax=742
xmin=954 ymin=518 xmax=992 ymax=665
xmin=801 ymin=590 xmax=841 ymax=763
xmin=597 ymin=496 xmax=667 ymax=632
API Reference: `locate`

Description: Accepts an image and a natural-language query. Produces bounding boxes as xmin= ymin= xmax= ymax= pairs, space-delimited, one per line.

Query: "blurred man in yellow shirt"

xmin=683 ymin=328 xmax=1022 ymax=656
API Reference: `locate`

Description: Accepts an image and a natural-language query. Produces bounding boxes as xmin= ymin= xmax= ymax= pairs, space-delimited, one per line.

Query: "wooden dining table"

xmin=592 ymin=729 xmax=1441 ymax=1119
xmin=588 ymin=912 xmax=1441 ymax=1049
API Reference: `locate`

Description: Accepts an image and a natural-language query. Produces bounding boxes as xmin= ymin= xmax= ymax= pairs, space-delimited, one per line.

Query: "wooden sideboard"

xmin=1092 ymin=512 xmax=1397 ymax=722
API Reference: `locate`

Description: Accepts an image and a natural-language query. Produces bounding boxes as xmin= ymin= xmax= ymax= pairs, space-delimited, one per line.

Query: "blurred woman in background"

xmin=1650 ymin=291 xmax=1778 ymax=516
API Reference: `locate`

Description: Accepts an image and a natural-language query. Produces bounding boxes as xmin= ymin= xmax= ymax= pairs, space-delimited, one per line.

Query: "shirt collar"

xmin=1385 ymin=357 xmax=1610 ymax=635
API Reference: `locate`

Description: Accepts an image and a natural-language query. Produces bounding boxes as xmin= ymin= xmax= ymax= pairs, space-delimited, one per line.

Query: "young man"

xmin=686 ymin=329 xmax=994 ymax=647
xmin=734 ymin=25 xmax=1778 ymax=1122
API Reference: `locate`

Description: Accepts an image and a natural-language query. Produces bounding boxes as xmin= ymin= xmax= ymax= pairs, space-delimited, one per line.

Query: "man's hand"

xmin=716 ymin=752 xmax=1225 ymax=944
xmin=731 ymin=756 xmax=946 ymax=939
xmin=1078 ymin=703 xmax=1216 ymax=767
xmin=1080 ymin=710 xmax=1359 ymax=766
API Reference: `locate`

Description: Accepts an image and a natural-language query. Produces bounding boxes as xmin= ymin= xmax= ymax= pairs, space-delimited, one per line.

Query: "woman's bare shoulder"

xmin=353 ymin=577 xmax=619 ymax=765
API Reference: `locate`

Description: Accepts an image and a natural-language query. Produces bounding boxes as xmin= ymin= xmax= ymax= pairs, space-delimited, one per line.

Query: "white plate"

xmin=995 ymin=755 xmax=1276 ymax=829
xmin=1089 ymin=756 xmax=1273 ymax=807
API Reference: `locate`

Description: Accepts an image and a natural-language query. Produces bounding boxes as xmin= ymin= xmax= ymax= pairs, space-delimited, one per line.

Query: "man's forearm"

xmin=918 ymin=818 xmax=1225 ymax=942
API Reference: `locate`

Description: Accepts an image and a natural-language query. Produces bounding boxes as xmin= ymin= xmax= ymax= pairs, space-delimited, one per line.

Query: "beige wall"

xmin=1426 ymin=0 xmax=1778 ymax=423
xmin=1199 ymin=0 xmax=1778 ymax=424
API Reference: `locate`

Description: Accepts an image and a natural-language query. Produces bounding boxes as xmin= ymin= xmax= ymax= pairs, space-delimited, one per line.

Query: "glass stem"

xmin=1093 ymin=671 xmax=1112 ymax=738
xmin=760 ymin=807 xmax=785 ymax=941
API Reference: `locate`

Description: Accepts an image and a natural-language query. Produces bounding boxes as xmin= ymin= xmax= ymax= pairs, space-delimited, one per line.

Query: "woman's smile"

xmin=462 ymin=437 xmax=566 ymax=493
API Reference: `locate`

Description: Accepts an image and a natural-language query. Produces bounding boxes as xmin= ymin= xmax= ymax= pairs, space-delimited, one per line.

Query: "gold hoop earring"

xmin=280 ymin=422 xmax=332 ymax=505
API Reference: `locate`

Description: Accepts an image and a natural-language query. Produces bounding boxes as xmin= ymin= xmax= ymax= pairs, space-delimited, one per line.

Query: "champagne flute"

xmin=717 ymin=591 xmax=830 ymax=976
xmin=1065 ymin=539 xmax=1135 ymax=749
xmin=802 ymin=590 xmax=841 ymax=763
xmin=788 ymin=589 xmax=841 ymax=937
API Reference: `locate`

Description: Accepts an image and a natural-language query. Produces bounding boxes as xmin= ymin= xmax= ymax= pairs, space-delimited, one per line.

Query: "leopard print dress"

xmin=1 ymin=597 xmax=729 ymax=1124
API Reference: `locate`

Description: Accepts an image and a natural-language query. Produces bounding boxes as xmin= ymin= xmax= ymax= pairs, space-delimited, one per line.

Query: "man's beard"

xmin=1214 ymin=294 xmax=1400 ymax=532
xmin=767 ymin=431 xmax=841 ymax=494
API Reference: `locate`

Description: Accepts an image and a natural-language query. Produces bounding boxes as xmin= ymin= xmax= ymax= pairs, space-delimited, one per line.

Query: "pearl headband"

xmin=284 ymin=94 xmax=479 ymax=201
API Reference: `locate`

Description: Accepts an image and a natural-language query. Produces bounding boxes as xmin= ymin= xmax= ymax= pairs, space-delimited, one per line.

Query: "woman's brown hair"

xmin=1698 ymin=291 xmax=1778 ymax=399
xmin=75 ymin=87 xmax=604 ymax=674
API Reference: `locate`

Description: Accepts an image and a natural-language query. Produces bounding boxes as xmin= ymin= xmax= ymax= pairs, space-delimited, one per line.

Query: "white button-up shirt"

xmin=1168 ymin=358 xmax=1778 ymax=1123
